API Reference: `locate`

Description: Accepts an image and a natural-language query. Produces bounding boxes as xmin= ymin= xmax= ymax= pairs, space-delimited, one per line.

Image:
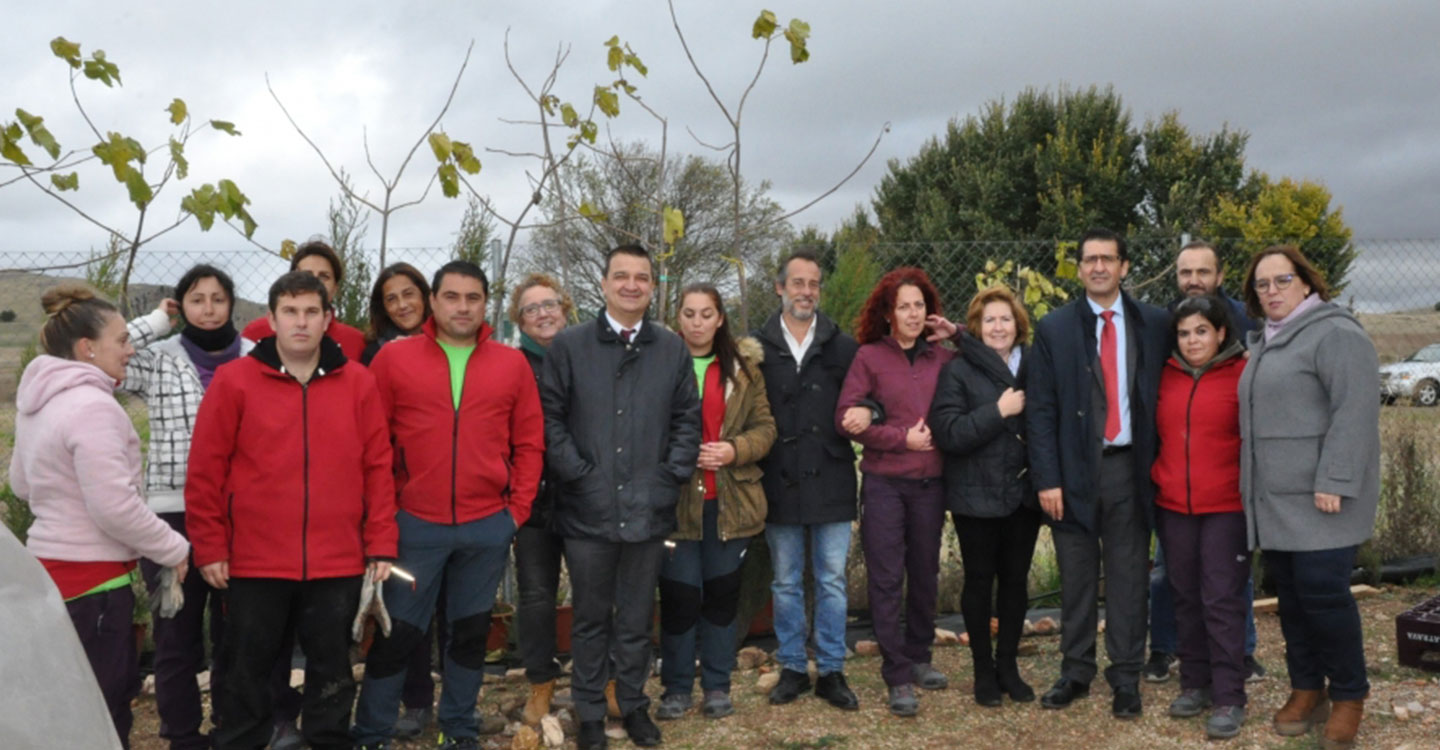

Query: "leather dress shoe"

xmin=1112 ymin=684 xmax=1143 ymax=719
xmin=622 ymin=706 xmax=662 ymax=747
xmin=815 ymin=671 xmax=860 ymax=711
xmin=1040 ymin=678 xmax=1090 ymax=709
xmin=576 ymin=720 xmax=607 ymax=750
xmin=768 ymin=668 xmax=812 ymax=705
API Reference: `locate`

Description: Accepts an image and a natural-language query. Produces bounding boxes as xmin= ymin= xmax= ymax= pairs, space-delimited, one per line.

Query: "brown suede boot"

xmin=1273 ymin=689 xmax=1329 ymax=736
xmin=1320 ymin=698 xmax=1365 ymax=750
xmin=523 ymin=679 xmax=555 ymax=726
xmin=605 ymin=679 xmax=622 ymax=719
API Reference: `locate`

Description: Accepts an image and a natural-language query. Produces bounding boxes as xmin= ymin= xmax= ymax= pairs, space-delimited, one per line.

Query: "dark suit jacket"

xmin=1026 ymin=291 xmax=1169 ymax=535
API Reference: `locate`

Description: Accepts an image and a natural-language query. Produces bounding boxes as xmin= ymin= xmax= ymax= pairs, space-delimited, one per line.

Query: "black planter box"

xmin=1396 ymin=593 xmax=1440 ymax=672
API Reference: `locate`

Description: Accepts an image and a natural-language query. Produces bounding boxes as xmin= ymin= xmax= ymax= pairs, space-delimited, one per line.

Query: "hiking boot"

xmin=1206 ymin=705 xmax=1246 ymax=740
xmin=702 ymin=690 xmax=734 ymax=719
xmin=522 ymin=679 xmax=555 ymax=726
xmin=654 ymin=692 xmax=692 ymax=720
xmin=1273 ymin=689 xmax=1329 ymax=736
xmin=972 ymin=662 xmax=1002 ymax=707
xmin=911 ymin=663 xmax=949 ymax=690
xmin=814 ymin=671 xmax=859 ymax=711
xmin=888 ymin=684 xmax=919 ymax=717
xmin=1244 ymin=655 xmax=1268 ymax=683
xmin=394 ymin=706 xmax=430 ymax=739
xmin=995 ymin=657 xmax=1034 ymax=702
xmin=1142 ymin=651 xmax=1176 ymax=683
xmin=1168 ymin=688 xmax=1212 ymax=718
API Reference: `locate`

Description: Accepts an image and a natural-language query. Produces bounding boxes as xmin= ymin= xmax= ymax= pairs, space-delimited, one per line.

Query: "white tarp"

xmin=0 ymin=525 xmax=124 ymax=749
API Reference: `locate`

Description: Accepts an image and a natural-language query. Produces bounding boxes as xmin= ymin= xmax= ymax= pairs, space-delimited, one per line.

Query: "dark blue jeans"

xmin=353 ymin=510 xmax=515 ymax=744
xmin=659 ymin=502 xmax=749 ymax=695
xmin=1264 ymin=546 xmax=1369 ymax=701
xmin=67 ymin=585 xmax=138 ymax=750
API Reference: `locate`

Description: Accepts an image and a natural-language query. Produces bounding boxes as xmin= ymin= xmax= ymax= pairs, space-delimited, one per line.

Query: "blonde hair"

xmin=39 ymin=282 xmax=118 ymax=358
xmin=965 ymin=285 xmax=1032 ymax=345
xmin=507 ymin=273 xmax=575 ymax=326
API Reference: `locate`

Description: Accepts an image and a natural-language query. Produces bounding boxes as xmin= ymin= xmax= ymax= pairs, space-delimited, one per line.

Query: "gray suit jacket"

xmin=1238 ymin=302 xmax=1380 ymax=551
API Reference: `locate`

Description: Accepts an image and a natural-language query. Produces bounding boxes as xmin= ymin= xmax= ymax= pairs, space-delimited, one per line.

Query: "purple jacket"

xmin=836 ymin=337 xmax=955 ymax=479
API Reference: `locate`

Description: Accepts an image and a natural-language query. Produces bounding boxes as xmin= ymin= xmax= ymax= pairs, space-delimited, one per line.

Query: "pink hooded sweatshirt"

xmin=11 ymin=354 xmax=188 ymax=568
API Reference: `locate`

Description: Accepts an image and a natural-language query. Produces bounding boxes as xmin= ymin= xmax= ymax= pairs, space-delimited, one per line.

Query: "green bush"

xmin=1373 ymin=413 xmax=1440 ymax=562
xmin=2 ymin=483 xmax=35 ymax=544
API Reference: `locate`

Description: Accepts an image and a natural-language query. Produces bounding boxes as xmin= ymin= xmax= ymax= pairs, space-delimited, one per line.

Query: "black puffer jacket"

xmin=540 ymin=316 xmax=702 ymax=542
xmin=521 ymin=345 xmax=564 ymax=530
xmin=752 ymin=311 xmax=860 ymax=525
xmin=930 ymin=334 xmax=1035 ymax=518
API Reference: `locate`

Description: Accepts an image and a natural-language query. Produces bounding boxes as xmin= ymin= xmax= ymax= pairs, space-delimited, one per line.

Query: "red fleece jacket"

xmin=1151 ymin=353 xmax=1246 ymax=516
xmin=368 ymin=319 xmax=545 ymax=526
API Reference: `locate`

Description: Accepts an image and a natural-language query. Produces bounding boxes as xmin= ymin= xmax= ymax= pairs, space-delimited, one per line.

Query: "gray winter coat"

xmin=540 ymin=316 xmax=702 ymax=543
xmin=1238 ymin=301 xmax=1380 ymax=551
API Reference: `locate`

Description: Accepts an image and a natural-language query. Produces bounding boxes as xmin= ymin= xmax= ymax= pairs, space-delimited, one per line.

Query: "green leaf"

xmin=209 ymin=120 xmax=240 ymax=136
xmin=2 ymin=127 xmax=31 ymax=165
xmin=579 ymin=121 xmax=598 ymax=144
xmin=166 ymin=98 xmax=187 ymax=125
xmin=452 ymin=140 xmax=481 ymax=174
xmin=428 ymin=131 xmax=453 ymax=161
xmin=593 ymin=86 xmax=619 ymax=118
xmin=783 ymin=19 xmax=811 ymax=63
xmin=752 ymin=10 xmax=778 ymax=39
xmin=50 ymin=37 xmax=82 ymax=69
xmin=578 ymin=201 xmax=608 ymax=223
xmin=560 ymin=102 xmax=580 ymax=128
xmin=279 ymin=239 xmax=297 ymax=259
xmin=16 ymin=108 xmax=61 ymax=159
xmin=169 ymin=137 xmax=188 ymax=180
xmin=607 ymin=44 xmax=624 ymax=71
xmin=663 ymin=206 xmax=685 ymax=247
xmin=540 ymin=95 xmax=559 ymax=116
xmin=82 ymin=50 xmax=121 ymax=87
xmin=1054 ymin=242 xmax=1079 ymax=280
xmin=437 ymin=163 xmax=459 ymax=198
xmin=604 ymin=35 xmax=620 ymax=48
xmin=124 ymin=169 xmax=152 ymax=208
xmin=93 ymin=132 xmax=145 ymax=180
xmin=51 ymin=172 xmax=79 ymax=191
xmin=181 ymin=184 xmax=217 ymax=230
xmin=623 ymin=52 xmax=648 ymax=77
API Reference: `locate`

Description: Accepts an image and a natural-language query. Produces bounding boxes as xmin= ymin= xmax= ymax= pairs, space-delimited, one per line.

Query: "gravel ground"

xmin=127 ymin=583 xmax=1440 ymax=749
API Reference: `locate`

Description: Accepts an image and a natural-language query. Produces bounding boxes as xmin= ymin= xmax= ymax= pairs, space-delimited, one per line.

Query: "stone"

xmin=1017 ymin=642 xmax=1040 ymax=656
xmin=604 ymin=721 xmax=627 ymax=740
xmin=958 ymin=631 xmax=970 ymax=646
xmin=1032 ymin=617 xmax=1058 ymax=635
xmin=736 ymin=646 xmax=769 ymax=670
xmin=141 ymin=674 xmax=155 ymax=695
xmin=1406 ymin=700 xmax=1425 ymax=715
xmin=1393 ymin=704 xmax=1410 ymax=721
xmin=510 ymin=725 xmax=540 ymax=750
xmin=755 ymin=671 xmax=780 ymax=694
xmin=540 ymin=715 xmax=565 ymax=747
xmin=933 ymin=628 xmax=959 ymax=645
xmin=196 ymin=670 xmax=211 ymax=692
xmin=505 ymin=667 xmax=527 ymax=683
xmin=1022 ymin=619 xmax=1036 ymax=636
xmin=1097 ymin=619 xmax=1106 ymax=634
xmin=854 ymin=640 xmax=880 ymax=656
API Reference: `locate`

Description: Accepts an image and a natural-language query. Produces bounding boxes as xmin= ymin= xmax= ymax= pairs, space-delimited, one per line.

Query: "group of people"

xmin=10 ymin=228 xmax=1379 ymax=750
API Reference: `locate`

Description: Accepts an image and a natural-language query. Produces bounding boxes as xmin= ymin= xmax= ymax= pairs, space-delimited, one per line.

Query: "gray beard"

xmin=784 ymin=299 xmax=816 ymax=321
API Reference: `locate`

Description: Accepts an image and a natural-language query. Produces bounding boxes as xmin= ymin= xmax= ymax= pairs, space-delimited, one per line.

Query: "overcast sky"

xmin=3 ymin=0 xmax=1439 ymax=263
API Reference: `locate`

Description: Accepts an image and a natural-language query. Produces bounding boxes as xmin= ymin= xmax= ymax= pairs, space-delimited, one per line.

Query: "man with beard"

xmin=1027 ymin=228 xmax=1169 ymax=719
xmin=751 ymin=249 xmax=863 ymax=711
xmin=354 ymin=261 xmax=545 ymax=750
xmin=1144 ymin=240 xmax=1266 ymax=685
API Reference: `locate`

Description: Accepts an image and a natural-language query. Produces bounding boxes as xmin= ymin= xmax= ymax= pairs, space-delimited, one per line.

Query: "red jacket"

xmin=243 ymin=316 xmax=367 ymax=363
xmin=185 ymin=339 xmax=398 ymax=579
xmin=369 ymin=319 xmax=544 ymax=527
xmin=1151 ymin=348 xmax=1246 ymax=515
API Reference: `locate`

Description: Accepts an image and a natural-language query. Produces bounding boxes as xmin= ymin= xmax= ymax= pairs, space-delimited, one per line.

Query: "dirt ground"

xmin=127 ymin=583 xmax=1440 ymax=750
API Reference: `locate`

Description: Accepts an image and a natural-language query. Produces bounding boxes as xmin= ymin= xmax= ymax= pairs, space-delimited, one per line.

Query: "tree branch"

xmin=266 ymin=73 xmax=385 ymax=215
xmin=768 ymin=122 xmax=891 ymax=227
xmin=667 ymin=0 xmax=736 ymax=126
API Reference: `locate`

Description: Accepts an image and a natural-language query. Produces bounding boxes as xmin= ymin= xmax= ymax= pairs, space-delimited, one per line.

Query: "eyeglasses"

xmin=1252 ymin=274 xmax=1296 ymax=294
xmin=520 ymin=298 xmax=561 ymax=318
xmin=1080 ymin=254 xmax=1122 ymax=268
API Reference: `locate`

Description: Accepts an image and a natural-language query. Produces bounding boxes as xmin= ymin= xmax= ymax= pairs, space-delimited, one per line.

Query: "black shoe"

xmin=996 ymin=658 xmax=1035 ymax=703
xmin=577 ymin=720 xmax=608 ymax=750
xmin=1040 ymin=678 xmax=1090 ymax=709
xmin=1111 ymin=684 xmax=1143 ymax=719
xmin=1244 ymin=654 xmax=1268 ymax=683
xmin=622 ymin=707 xmax=662 ymax=747
xmin=815 ymin=671 xmax=860 ymax=711
xmin=973 ymin=663 xmax=1002 ymax=707
xmin=1142 ymin=650 xmax=1176 ymax=683
xmin=768 ymin=668 xmax=812 ymax=705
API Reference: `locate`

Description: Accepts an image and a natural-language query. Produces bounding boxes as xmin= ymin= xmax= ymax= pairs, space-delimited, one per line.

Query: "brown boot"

xmin=1320 ymin=698 xmax=1365 ymax=750
xmin=605 ymin=679 xmax=622 ymax=719
xmin=1273 ymin=689 xmax=1329 ymax=736
xmin=523 ymin=679 xmax=555 ymax=726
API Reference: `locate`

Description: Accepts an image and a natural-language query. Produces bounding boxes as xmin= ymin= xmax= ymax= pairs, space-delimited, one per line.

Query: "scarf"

xmin=1263 ymin=293 xmax=1323 ymax=342
xmin=180 ymin=318 xmax=238 ymax=352
xmin=179 ymin=334 xmax=242 ymax=389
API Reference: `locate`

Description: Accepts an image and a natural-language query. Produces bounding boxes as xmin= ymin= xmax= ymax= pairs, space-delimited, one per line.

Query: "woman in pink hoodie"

xmin=11 ymin=283 xmax=189 ymax=749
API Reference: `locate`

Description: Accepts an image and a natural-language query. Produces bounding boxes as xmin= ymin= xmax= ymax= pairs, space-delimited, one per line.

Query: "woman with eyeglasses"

xmin=507 ymin=273 xmax=577 ymax=726
xmin=1237 ymin=245 xmax=1379 ymax=750
xmin=361 ymin=263 xmax=432 ymax=366
xmin=1150 ymin=294 xmax=1249 ymax=740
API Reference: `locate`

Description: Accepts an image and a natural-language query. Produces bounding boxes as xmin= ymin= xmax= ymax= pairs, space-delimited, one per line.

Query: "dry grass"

xmin=125 ymin=584 xmax=1440 ymax=749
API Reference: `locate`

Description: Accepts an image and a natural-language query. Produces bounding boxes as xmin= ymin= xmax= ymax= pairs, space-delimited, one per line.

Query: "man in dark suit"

xmin=1027 ymin=227 xmax=1170 ymax=719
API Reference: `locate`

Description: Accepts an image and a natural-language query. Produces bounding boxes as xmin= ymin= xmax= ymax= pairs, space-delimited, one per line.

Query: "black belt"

xmin=1102 ymin=444 xmax=1132 ymax=456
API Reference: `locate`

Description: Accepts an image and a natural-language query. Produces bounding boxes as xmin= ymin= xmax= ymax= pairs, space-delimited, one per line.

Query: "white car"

xmin=1380 ymin=343 xmax=1440 ymax=407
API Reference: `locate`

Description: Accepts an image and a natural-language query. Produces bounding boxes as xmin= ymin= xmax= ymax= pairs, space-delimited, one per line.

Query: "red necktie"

xmin=621 ymin=328 xmax=634 ymax=343
xmin=1100 ymin=310 xmax=1120 ymax=441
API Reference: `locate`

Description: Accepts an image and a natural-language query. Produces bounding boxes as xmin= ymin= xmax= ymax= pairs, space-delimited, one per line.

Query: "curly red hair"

xmin=853 ymin=267 xmax=944 ymax=344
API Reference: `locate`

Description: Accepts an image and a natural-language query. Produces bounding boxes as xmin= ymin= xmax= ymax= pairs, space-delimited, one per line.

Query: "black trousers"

xmin=953 ymin=506 xmax=1043 ymax=668
xmin=563 ymin=538 xmax=664 ymax=723
xmin=516 ymin=524 xmax=567 ymax=684
xmin=216 ymin=576 xmax=362 ymax=750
